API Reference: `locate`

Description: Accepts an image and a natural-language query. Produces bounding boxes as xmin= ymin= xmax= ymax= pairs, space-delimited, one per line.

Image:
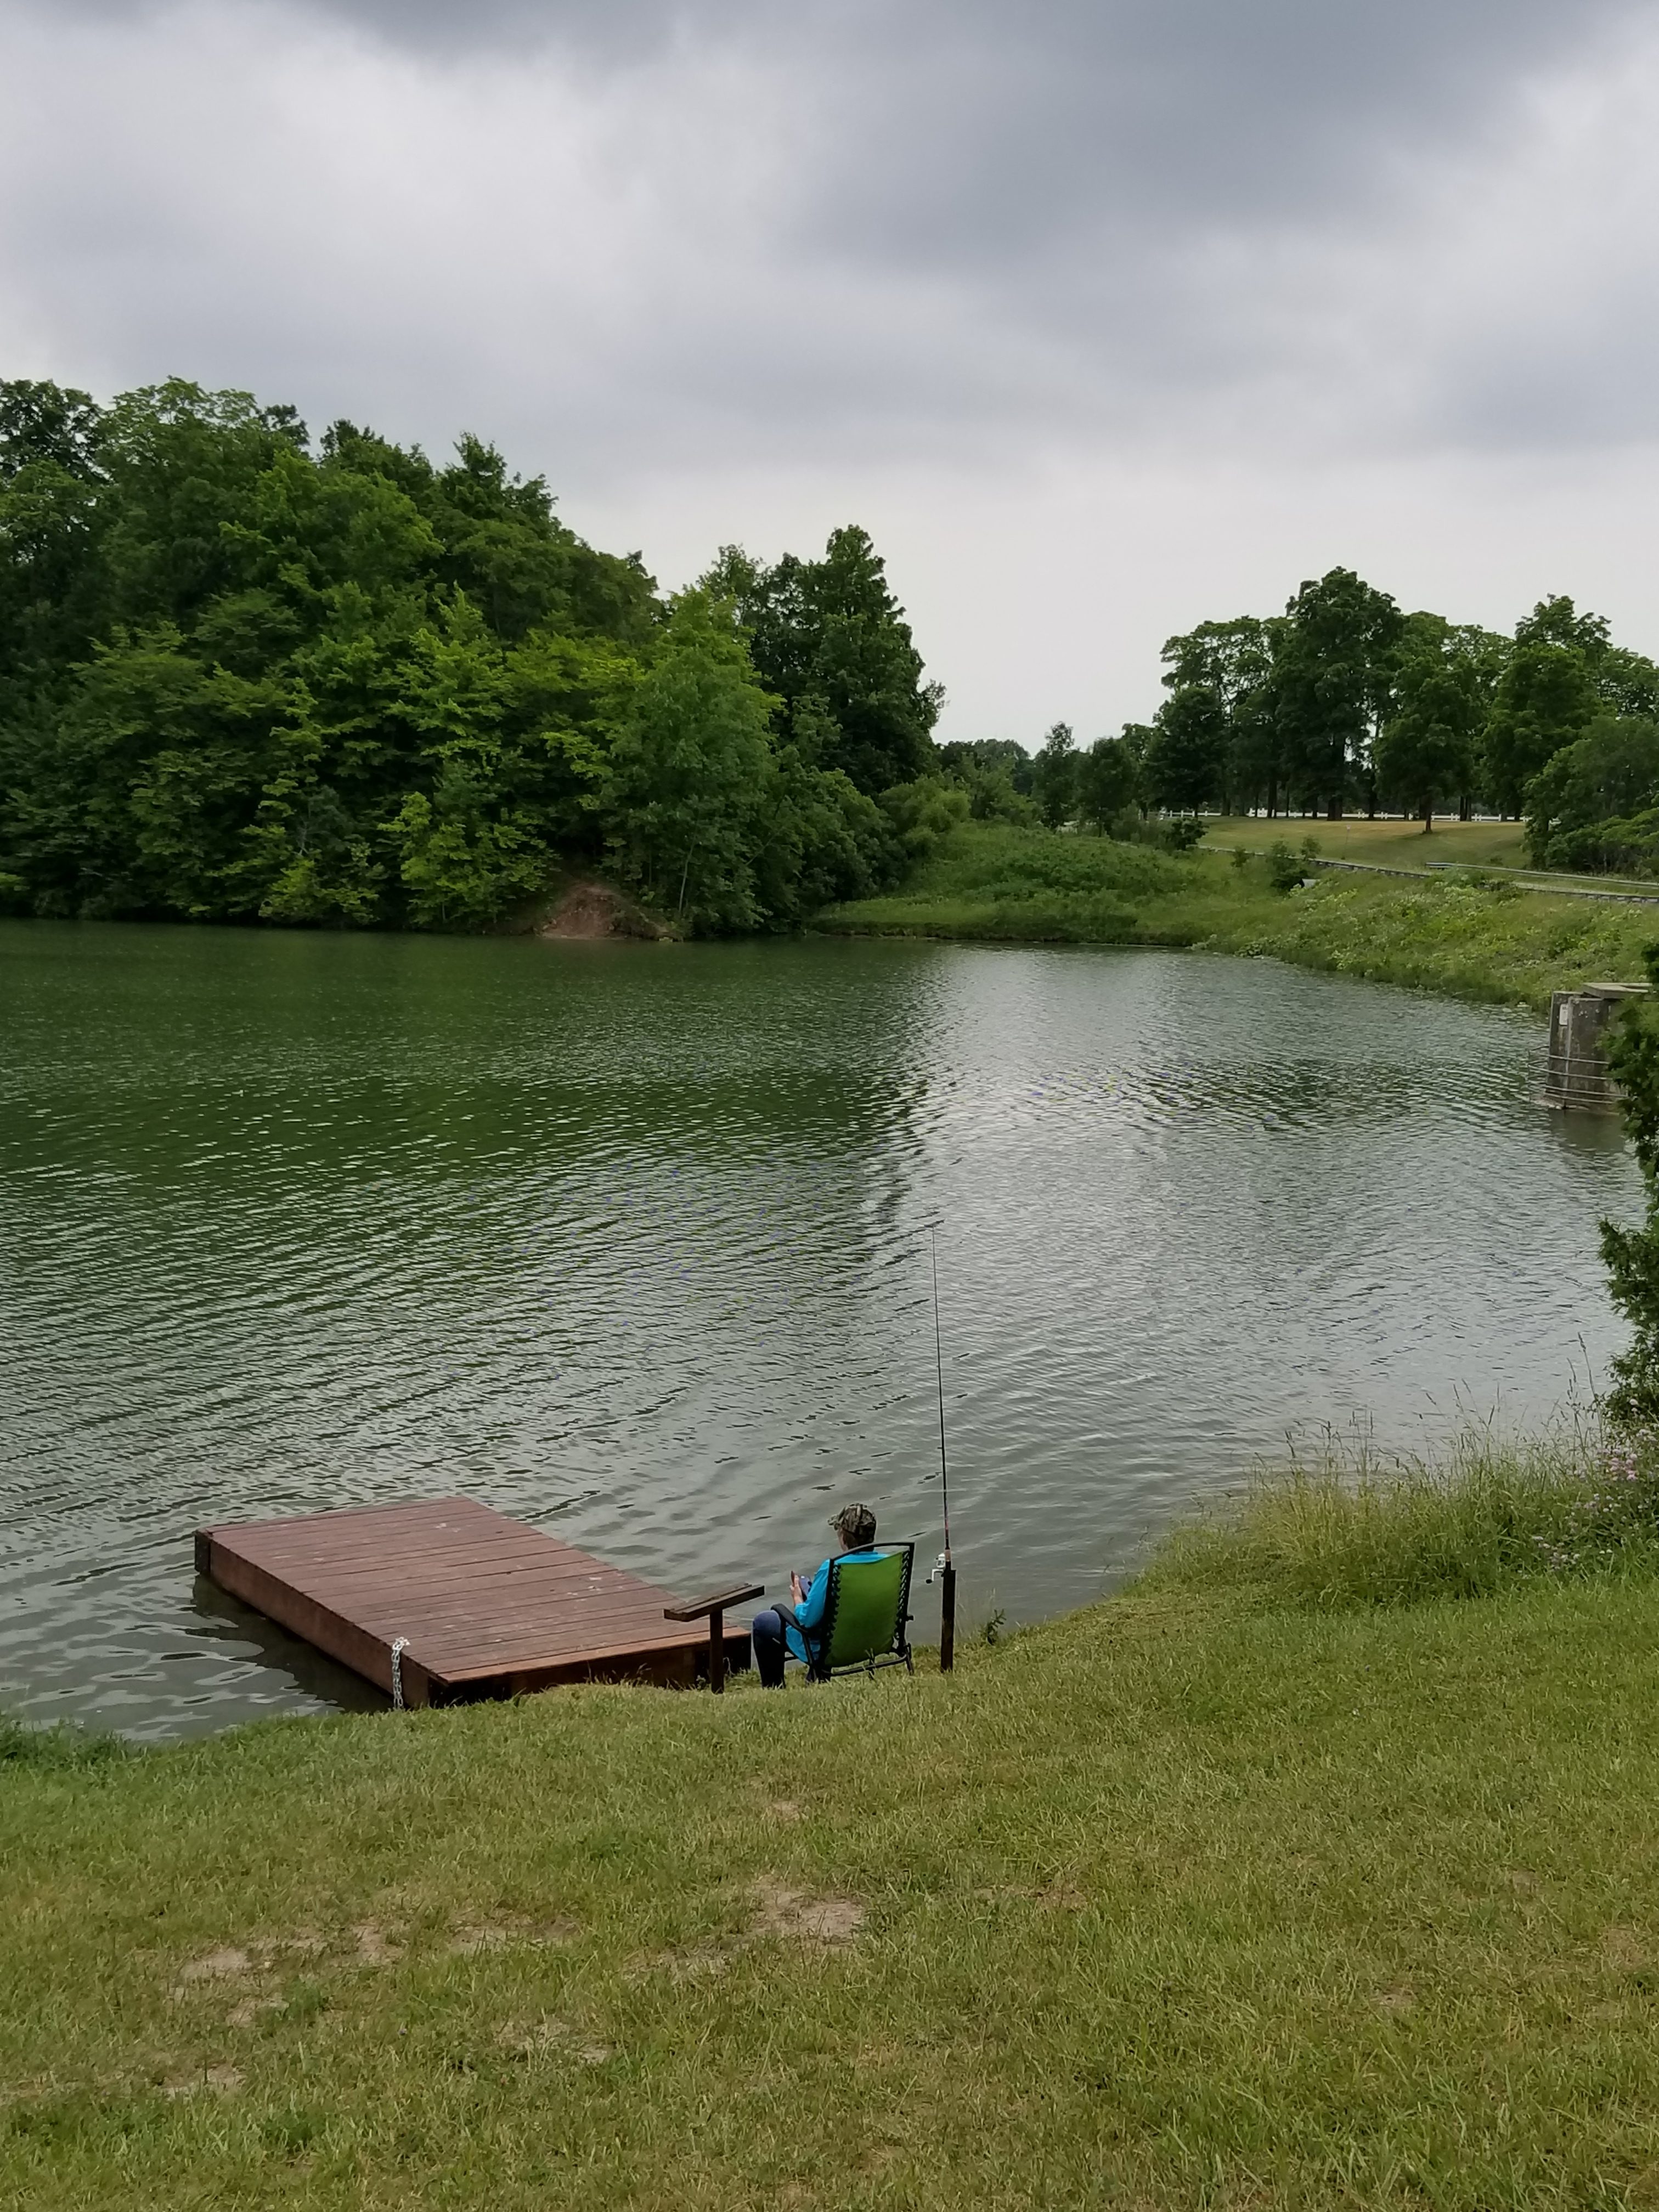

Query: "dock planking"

xmin=195 ymin=1497 xmax=753 ymax=1707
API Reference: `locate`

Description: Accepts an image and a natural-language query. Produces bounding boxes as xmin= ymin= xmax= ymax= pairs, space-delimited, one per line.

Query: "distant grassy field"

xmin=13 ymin=1424 xmax=1659 ymax=2208
xmin=818 ymin=822 xmax=1659 ymax=1008
xmin=1203 ymin=815 xmax=1528 ymax=872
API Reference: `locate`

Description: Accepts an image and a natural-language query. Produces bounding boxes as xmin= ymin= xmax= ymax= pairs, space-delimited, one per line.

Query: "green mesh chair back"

xmin=809 ymin=1544 xmax=915 ymax=1681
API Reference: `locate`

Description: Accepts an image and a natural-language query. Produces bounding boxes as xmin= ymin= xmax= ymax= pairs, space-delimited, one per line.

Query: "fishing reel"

xmin=924 ymin=1550 xmax=948 ymax=1585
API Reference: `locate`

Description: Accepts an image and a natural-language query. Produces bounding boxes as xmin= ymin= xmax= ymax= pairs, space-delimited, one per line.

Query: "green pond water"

xmin=0 ymin=921 xmax=1640 ymax=1739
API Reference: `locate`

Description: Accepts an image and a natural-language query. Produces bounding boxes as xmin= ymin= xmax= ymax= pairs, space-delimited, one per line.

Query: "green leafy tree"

xmin=1601 ymin=958 xmax=1659 ymax=1419
xmin=0 ymin=377 xmax=913 ymax=936
xmin=1373 ymin=653 xmax=1483 ymax=829
xmin=752 ymin=753 xmax=894 ymax=922
xmin=1482 ymin=641 xmax=1596 ymax=816
xmin=1144 ymin=686 xmax=1227 ymax=815
xmin=1598 ymin=648 xmax=1659 ymax=720
xmin=601 ymin=590 xmax=777 ymax=930
xmin=1516 ymin=595 xmax=1609 ymax=657
xmin=1523 ymin=716 xmax=1659 ymax=868
xmin=878 ymin=777 xmax=970 ymax=864
xmin=1268 ymin=569 xmax=1404 ymax=817
xmin=1075 ymin=736 xmax=1141 ymax=832
xmin=708 ymin=528 xmax=940 ymax=795
xmin=937 ymin=737 xmax=1037 ymax=820
xmin=1032 ymin=721 xmax=1079 ymax=828
xmin=936 ymin=737 xmax=1034 ymax=795
xmin=1159 ymin=614 xmax=1274 ymax=812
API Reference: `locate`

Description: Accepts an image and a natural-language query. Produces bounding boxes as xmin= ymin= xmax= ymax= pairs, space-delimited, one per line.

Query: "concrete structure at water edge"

xmin=1543 ymin=983 xmax=1648 ymax=1111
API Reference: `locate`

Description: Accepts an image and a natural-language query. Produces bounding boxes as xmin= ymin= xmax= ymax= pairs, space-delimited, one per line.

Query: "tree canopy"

xmin=0 ymin=379 xmax=943 ymax=932
xmin=10 ymin=378 xmax=1659 ymax=918
xmin=1067 ymin=578 xmax=1659 ymax=853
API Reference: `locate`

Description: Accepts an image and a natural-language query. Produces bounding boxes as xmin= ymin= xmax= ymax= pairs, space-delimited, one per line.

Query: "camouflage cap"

xmin=830 ymin=1502 xmax=877 ymax=1548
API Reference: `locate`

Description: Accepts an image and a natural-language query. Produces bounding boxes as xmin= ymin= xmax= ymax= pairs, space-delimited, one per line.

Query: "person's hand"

xmin=790 ymin=1571 xmax=805 ymax=1603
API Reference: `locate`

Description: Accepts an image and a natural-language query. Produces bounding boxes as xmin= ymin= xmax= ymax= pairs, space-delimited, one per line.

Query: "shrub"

xmin=1265 ymin=838 xmax=1305 ymax=892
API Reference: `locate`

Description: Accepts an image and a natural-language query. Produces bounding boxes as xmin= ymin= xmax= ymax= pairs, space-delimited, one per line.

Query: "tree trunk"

xmin=1421 ymin=798 xmax=1433 ymax=833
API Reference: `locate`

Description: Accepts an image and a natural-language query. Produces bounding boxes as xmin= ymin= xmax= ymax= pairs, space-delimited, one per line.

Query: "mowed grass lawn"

xmin=1202 ymin=816 xmax=1529 ymax=873
xmin=12 ymin=1562 xmax=1659 ymax=2208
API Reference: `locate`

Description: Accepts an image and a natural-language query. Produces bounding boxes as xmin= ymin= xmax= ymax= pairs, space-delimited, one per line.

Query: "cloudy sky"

xmin=2 ymin=1 xmax=1657 ymax=738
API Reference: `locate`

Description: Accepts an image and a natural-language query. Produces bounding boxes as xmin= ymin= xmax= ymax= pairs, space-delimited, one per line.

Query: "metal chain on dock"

xmin=390 ymin=1636 xmax=410 ymax=1709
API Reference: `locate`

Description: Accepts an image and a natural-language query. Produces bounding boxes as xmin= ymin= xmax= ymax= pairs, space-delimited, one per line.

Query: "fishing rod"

xmin=930 ymin=1223 xmax=957 ymax=1673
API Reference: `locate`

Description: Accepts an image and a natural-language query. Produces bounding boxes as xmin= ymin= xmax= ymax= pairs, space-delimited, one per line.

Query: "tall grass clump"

xmin=1141 ymin=1416 xmax=1659 ymax=1609
xmin=0 ymin=1709 xmax=127 ymax=1771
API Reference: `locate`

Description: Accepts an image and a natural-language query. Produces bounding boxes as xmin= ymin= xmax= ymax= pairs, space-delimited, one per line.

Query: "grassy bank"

xmin=12 ymin=1428 xmax=1659 ymax=2208
xmin=1202 ymin=815 xmax=1529 ymax=873
xmin=817 ymin=822 xmax=1659 ymax=1008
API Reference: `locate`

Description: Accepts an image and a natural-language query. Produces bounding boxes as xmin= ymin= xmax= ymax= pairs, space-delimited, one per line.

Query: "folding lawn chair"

xmin=778 ymin=1542 xmax=916 ymax=1681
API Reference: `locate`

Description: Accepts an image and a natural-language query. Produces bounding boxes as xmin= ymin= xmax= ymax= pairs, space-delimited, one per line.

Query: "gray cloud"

xmin=4 ymin=0 xmax=1659 ymax=735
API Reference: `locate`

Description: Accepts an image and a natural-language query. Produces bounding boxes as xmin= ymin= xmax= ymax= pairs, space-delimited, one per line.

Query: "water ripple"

xmin=0 ymin=924 xmax=1639 ymax=1737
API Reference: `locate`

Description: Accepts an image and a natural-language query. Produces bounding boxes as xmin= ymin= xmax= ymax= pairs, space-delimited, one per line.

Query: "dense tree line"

xmin=1004 ymin=569 xmax=1659 ymax=869
xmin=11 ymin=377 xmax=1659 ymax=930
xmin=0 ymin=379 xmax=945 ymax=930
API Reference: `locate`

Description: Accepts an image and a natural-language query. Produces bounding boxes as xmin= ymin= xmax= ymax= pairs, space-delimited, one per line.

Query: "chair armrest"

xmin=663 ymin=1581 xmax=765 ymax=1623
xmin=772 ymin=1602 xmax=804 ymax=1634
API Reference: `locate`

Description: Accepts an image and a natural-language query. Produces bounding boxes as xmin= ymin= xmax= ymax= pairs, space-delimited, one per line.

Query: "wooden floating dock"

xmin=195 ymin=1497 xmax=753 ymax=1707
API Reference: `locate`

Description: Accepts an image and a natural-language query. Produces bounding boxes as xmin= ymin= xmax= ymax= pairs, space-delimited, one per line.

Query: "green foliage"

xmin=1271 ymin=568 xmax=1404 ymax=814
xmin=1216 ymin=868 xmax=1651 ymax=1007
xmin=1375 ymin=648 xmax=1485 ymax=825
xmin=1142 ymin=579 xmax=1657 ymax=837
xmin=0 ymin=381 xmax=931 ymax=934
xmin=1144 ymin=684 xmax=1227 ymax=814
xmin=1142 ymin=1419 xmax=1659 ymax=1610
xmin=1031 ymin=720 xmax=1079 ymax=828
xmin=877 ymin=777 xmax=970 ymax=864
xmin=601 ymin=591 xmax=780 ymax=931
xmin=1475 ymin=599 xmax=1653 ymax=821
xmin=936 ymin=737 xmax=1037 ymax=822
xmin=0 ymin=1711 xmax=126 ymax=1770
xmin=1600 ymin=947 xmax=1659 ymax=1422
xmin=1265 ymin=837 xmax=1306 ymax=891
xmin=1075 ymin=734 xmax=1140 ymax=831
xmin=1545 ymin=806 xmax=1659 ymax=879
xmin=1525 ymin=714 xmax=1659 ymax=870
xmin=708 ymin=527 xmax=941 ymax=797
xmin=19 ymin=1465 xmax=1659 ymax=2207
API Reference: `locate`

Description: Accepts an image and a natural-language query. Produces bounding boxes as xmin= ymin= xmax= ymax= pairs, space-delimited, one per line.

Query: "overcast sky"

xmin=3 ymin=0 xmax=1657 ymax=739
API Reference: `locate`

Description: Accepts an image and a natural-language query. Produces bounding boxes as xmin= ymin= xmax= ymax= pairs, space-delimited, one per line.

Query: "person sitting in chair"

xmin=751 ymin=1502 xmax=882 ymax=1688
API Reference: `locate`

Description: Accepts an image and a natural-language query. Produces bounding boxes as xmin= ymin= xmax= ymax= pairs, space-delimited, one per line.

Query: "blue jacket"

xmin=786 ymin=1546 xmax=885 ymax=1663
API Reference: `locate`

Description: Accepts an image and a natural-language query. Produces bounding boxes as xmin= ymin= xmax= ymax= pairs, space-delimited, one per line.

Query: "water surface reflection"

xmin=0 ymin=923 xmax=1638 ymax=1736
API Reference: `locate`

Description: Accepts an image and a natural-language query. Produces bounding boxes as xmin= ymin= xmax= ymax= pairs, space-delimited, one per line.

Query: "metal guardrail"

xmin=1302 ymin=856 xmax=1659 ymax=906
xmin=1421 ymin=858 xmax=1659 ymax=891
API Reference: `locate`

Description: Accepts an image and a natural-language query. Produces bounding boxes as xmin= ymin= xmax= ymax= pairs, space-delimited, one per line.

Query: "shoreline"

xmin=815 ymin=827 xmax=1659 ymax=1014
xmin=9 ymin=1427 xmax=1659 ymax=2205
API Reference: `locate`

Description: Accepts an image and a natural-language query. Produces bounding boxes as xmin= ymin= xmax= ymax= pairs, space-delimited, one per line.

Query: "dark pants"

xmin=751 ymin=1608 xmax=788 ymax=1688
